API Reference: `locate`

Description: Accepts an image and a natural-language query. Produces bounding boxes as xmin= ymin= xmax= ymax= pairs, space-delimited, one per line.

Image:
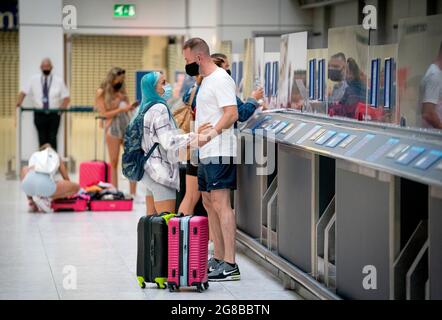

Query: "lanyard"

xmin=41 ymin=75 xmax=53 ymax=95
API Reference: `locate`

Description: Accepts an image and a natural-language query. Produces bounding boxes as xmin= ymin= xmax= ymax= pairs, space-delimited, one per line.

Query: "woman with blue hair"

xmin=139 ymin=72 xmax=195 ymax=215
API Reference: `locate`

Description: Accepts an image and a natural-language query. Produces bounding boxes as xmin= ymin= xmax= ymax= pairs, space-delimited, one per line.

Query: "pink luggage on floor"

xmin=79 ymin=116 xmax=112 ymax=188
xmin=51 ymin=197 xmax=88 ymax=212
xmin=79 ymin=161 xmax=111 ymax=188
xmin=167 ymin=215 xmax=209 ymax=292
xmin=89 ymin=199 xmax=133 ymax=212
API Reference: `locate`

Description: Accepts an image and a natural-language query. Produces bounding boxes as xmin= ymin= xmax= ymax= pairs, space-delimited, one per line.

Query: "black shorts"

xmin=198 ymin=157 xmax=237 ymax=192
xmin=185 ymin=161 xmax=198 ymax=177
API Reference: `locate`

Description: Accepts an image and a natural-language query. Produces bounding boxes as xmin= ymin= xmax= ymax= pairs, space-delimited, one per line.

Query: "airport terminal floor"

xmin=0 ymin=177 xmax=300 ymax=300
xmin=3 ymin=0 xmax=442 ymax=307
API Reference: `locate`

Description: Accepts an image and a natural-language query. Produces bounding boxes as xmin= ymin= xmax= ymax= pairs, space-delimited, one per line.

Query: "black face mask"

xmin=43 ymin=70 xmax=51 ymax=76
xmin=185 ymin=62 xmax=199 ymax=77
xmin=328 ymin=68 xmax=344 ymax=82
xmin=226 ymin=69 xmax=232 ymax=76
xmin=113 ymin=82 xmax=123 ymax=91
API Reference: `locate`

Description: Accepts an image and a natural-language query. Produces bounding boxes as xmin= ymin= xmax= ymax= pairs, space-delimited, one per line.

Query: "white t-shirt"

xmin=419 ymin=64 xmax=442 ymax=128
xmin=22 ymin=73 xmax=70 ymax=110
xmin=195 ymin=67 xmax=238 ymax=159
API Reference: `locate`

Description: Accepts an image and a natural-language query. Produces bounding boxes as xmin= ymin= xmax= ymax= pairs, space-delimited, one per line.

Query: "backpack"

xmin=30 ymin=148 xmax=60 ymax=176
xmin=122 ymin=101 xmax=166 ymax=182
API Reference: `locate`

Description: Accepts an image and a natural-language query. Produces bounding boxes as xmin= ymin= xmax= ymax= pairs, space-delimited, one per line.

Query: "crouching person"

xmin=21 ymin=144 xmax=80 ymax=213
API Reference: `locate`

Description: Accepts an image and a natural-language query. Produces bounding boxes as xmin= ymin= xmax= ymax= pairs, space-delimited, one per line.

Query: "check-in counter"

xmin=236 ymin=110 xmax=442 ymax=300
xmin=429 ymin=186 xmax=442 ymax=299
xmin=236 ymin=129 xmax=277 ymax=246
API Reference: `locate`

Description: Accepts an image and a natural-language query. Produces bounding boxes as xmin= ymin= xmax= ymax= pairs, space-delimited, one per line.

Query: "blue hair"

xmin=132 ymin=71 xmax=176 ymax=127
xmin=139 ymin=71 xmax=166 ymax=112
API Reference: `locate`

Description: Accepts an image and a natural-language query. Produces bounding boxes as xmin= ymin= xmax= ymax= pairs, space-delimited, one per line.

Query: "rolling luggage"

xmin=79 ymin=116 xmax=111 ymax=188
xmin=51 ymin=196 xmax=89 ymax=212
xmin=89 ymin=190 xmax=133 ymax=212
xmin=167 ymin=215 xmax=209 ymax=292
xmin=136 ymin=213 xmax=175 ymax=289
xmin=89 ymin=199 xmax=133 ymax=212
xmin=79 ymin=161 xmax=111 ymax=188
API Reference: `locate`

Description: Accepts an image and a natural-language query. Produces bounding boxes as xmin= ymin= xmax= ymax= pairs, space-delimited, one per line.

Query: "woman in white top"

xmin=139 ymin=72 xmax=195 ymax=215
xmin=21 ymin=144 xmax=80 ymax=212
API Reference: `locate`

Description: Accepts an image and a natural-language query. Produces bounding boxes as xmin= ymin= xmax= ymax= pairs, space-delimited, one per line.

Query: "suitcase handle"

xmin=94 ymin=116 xmax=107 ymax=161
xmin=150 ymin=238 xmax=155 ymax=266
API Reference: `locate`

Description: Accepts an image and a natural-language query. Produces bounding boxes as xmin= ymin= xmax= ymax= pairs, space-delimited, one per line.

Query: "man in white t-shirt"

xmin=183 ymin=38 xmax=240 ymax=282
xmin=419 ymin=42 xmax=442 ymax=130
xmin=16 ymin=58 xmax=70 ymax=150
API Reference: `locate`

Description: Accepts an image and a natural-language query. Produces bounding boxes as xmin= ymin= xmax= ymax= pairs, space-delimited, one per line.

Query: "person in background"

xmin=177 ymin=74 xmax=204 ymax=216
xmin=16 ymin=58 xmax=70 ymax=151
xmin=139 ymin=72 xmax=195 ymax=215
xmin=211 ymin=53 xmax=265 ymax=122
xmin=95 ymin=67 xmax=138 ymax=194
xmin=21 ymin=144 xmax=80 ymax=213
xmin=328 ymin=55 xmax=366 ymax=119
xmin=419 ymin=41 xmax=442 ymax=130
xmin=340 ymin=57 xmax=366 ymax=119
xmin=328 ymin=52 xmax=348 ymax=104
xmin=183 ymin=38 xmax=240 ymax=282
xmin=178 ymin=53 xmax=265 ymax=217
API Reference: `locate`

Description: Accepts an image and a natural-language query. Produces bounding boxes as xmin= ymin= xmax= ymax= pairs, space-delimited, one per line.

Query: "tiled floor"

xmin=0 ymin=178 xmax=301 ymax=300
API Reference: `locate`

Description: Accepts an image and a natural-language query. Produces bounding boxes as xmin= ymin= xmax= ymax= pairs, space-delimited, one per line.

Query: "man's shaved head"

xmin=183 ymin=38 xmax=210 ymax=57
xmin=41 ymin=58 xmax=53 ymax=69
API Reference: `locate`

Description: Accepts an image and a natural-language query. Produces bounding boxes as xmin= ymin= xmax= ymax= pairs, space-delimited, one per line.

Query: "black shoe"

xmin=208 ymin=262 xmax=241 ymax=282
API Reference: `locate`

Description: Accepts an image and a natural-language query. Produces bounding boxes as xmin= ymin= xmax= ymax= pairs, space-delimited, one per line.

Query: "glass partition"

xmin=263 ymin=18 xmax=442 ymax=133
xmin=254 ymin=37 xmax=265 ymax=91
xmin=326 ymin=26 xmax=369 ymax=121
xmin=231 ymin=53 xmax=244 ymax=97
xmin=366 ymin=44 xmax=398 ymax=124
xmin=397 ymin=14 xmax=442 ymax=131
xmin=242 ymin=38 xmax=255 ymax=101
xmin=277 ymin=32 xmax=308 ymax=110
xmin=264 ymin=52 xmax=280 ymax=109
xmin=306 ymin=48 xmax=328 ymax=114
xmin=254 ymin=37 xmax=280 ymax=109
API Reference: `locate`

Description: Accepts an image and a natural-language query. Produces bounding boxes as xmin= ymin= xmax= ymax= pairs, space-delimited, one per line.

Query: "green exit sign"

xmin=114 ymin=4 xmax=136 ymax=18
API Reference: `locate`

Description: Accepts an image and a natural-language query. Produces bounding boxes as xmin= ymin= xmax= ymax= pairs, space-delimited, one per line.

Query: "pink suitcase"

xmin=79 ymin=161 xmax=111 ymax=188
xmin=79 ymin=116 xmax=112 ymax=188
xmin=89 ymin=199 xmax=133 ymax=212
xmin=51 ymin=197 xmax=89 ymax=212
xmin=167 ymin=215 xmax=209 ymax=292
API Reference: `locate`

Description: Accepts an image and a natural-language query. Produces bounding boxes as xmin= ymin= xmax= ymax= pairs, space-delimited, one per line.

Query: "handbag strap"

xmin=145 ymin=142 xmax=159 ymax=160
xmin=186 ymin=85 xmax=198 ymax=108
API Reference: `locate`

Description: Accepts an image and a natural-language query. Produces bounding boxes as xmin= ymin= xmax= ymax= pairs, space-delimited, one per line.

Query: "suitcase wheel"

xmin=156 ymin=283 xmax=166 ymax=289
xmin=203 ymin=282 xmax=209 ymax=290
xmin=137 ymin=276 xmax=146 ymax=289
xmin=168 ymin=283 xmax=178 ymax=292
xmin=196 ymin=283 xmax=204 ymax=293
xmin=155 ymin=278 xmax=167 ymax=289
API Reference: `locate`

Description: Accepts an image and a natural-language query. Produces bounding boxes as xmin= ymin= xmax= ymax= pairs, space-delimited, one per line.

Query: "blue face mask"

xmin=161 ymin=83 xmax=173 ymax=101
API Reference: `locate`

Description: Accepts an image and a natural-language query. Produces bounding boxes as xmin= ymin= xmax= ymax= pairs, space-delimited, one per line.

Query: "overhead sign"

xmin=113 ymin=4 xmax=136 ymax=18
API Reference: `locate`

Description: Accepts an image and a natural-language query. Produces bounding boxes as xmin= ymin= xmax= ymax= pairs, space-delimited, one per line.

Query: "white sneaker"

xmin=32 ymin=196 xmax=53 ymax=213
